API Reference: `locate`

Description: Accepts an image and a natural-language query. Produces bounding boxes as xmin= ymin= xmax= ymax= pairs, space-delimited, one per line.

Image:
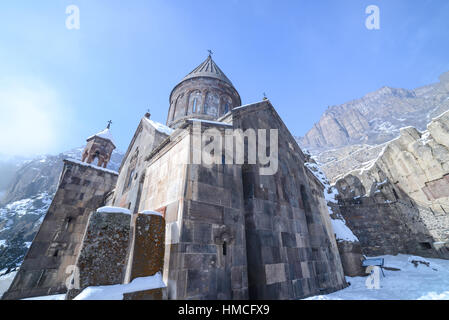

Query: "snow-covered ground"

xmin=9 ymin=272 xmax=166 ymax=300
xmin=307 ymin=254 xmax=449 ymax=300
xmin=4 ymin=254 xmax=449 ymax=300
xmin=0 ymin=271 xmax=17 ymax=298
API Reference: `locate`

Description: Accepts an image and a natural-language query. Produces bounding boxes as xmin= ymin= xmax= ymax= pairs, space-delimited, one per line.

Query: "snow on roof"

xmin=73 ymin=272 xmax=166 ymax=300
xmin=96 ymin=206 xmax=131 ymax=215
xmin=139 ymin=210 xmax=163 ymax=217
xmin=233 ymin=100 xmax=268 ymax=111
xmin=188 ymin=118 xmax=233 ymax=127
xmin=87 ymin=128 xmax=115 ymax=145
xmin=65 ymin=158 xmax=119 ymax=175
xmin=144 ymin=118 xmax=174 ymax=135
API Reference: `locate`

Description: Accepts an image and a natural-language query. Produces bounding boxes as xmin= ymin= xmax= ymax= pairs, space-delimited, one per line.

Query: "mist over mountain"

xmin=0 ymin=148 xmax=124 ymax=274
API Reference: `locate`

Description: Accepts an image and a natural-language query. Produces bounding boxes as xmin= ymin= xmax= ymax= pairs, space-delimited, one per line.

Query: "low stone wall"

xmin=67 ymin=209 xmax=166 ymax=300
xmin=338 ymin=197 xmax=446 ymax=259
xmin=66 ymin=209 xmax=131 ymax=299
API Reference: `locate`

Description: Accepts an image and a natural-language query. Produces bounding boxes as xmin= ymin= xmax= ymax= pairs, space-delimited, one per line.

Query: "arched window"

xmin=205 ymin=92 xmax=219 ymax=116
xmin=220 ymin=95 xmax=232 ymax=115
xmin=192 ymin=98 xmax=198 ymax=113
xmin=171 ymin=95 xmax=182 ymax=121
xmin=189 ymin=91 xmax=202 ymax=114
xmin=126 ymin=168 xmax=135 ymax=189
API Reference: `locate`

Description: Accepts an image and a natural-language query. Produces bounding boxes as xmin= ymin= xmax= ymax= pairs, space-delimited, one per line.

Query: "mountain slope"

xmin=299 ymin=71 xmax=449 ymax=151
xmin=297 ymin=71 xmax=449 ymax=182
xmin=0 ymin=148 xmax=124 ymax=274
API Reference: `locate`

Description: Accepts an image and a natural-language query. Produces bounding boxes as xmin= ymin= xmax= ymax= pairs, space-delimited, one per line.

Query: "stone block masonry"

xmin=2 ymin=160 xmax=118 ymax=300
xmin=123 ymin=212 xmax=166 ymax=300
xmin=335 ymin=111 xmax=449 ymax=259
xmin=66 ymin=209 xmax=131 ymax=299
xmin=232 ymin=101 xmax=347 ymax=299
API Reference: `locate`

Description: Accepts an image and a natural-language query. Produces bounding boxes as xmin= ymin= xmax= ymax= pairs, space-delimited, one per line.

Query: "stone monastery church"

xmin=3 ymin=54 xmax=348 ymax=300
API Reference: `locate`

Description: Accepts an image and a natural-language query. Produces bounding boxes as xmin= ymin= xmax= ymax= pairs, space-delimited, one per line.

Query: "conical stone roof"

xmin=181 ymin=55 xmax=233 ymax=86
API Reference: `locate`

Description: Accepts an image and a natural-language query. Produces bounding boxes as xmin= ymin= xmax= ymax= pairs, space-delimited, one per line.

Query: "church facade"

xmin=3 ymin=55 xmax=347 ymax=300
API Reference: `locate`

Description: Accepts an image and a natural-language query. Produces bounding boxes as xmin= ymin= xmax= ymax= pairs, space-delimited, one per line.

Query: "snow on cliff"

xmin=304 ymin=160 xmax=358 ymax=243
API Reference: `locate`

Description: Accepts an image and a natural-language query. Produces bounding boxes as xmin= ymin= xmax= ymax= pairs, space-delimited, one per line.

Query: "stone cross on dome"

xmin=207 ymin=49 xmax=213 ymax=57
xmin=107 ymin=120 xmax=112 ymax=129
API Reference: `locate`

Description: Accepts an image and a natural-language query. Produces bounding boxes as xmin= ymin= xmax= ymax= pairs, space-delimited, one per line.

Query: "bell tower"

xmin=81 ymin=121 xmax=116 ymax=168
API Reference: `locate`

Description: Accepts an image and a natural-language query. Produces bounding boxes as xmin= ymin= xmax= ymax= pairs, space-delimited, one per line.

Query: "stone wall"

xmin=2 ymin=160 xmax=118 ymax=300
xmin=138 ymin=124 xmax=249 ymax=299
xmin=66 ymin=209 xmax=131 ymax=299
xmin=110 ymin=117 xmax=169 ymax=213
xmin=337 ymin=196 xmax=440 ymax=257
xmin=335 ymin=112 xmax=449 ymax=257
xmin=233 ymin=101 xmax=347 ymax=299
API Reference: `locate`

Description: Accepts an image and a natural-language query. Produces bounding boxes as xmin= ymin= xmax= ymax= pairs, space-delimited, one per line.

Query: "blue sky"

xmin=0 ymin=0 xmax=448 ymax=156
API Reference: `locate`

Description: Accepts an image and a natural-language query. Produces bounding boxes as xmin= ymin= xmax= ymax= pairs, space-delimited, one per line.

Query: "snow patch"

xmin=139 ymin=210 xmax=163 ymax=217
xmin=65 ymin=158 xmax=118 ymax=175
xmin=144 ymin=118 xmax=174 ymax=135
xmin=96 ymin=206 xmax=131 ymax=215
xmin=23 ymin=294 xmax=66 ymax=300
xmin=418 ymin=131 xmax=432 ymax=145
xmin=0 ymin=271 xmax=17 ymax=298
xmin=188 ymin=118 xmax=233 ymax=127
xmin=331 ymin=219 xmax=359 ymax=242
xmin=87 ymin=128 xmax=115 ymax=145
xmin=303 ymin=160 xmax=358 ymax=243
xmin=306 ymin=254 xmax=449 ymax=300
xmin=74 ymin=272 xmax=166 ymax=300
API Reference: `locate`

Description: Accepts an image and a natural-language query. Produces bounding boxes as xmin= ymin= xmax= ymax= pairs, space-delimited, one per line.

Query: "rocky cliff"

xmin=297 ymin=71 xmax=449 ymax=182
xmin=300 ymin=71 xmax=449 ymax=150
xmin=335 ymin=110 xmax=449 ymax=254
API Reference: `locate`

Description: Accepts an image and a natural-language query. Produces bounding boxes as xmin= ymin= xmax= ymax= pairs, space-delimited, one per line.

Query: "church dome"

xmin=181 ymin=55 xmax=234 ymax=86
xmin=166 ymin=54 xmax=241 ymax=128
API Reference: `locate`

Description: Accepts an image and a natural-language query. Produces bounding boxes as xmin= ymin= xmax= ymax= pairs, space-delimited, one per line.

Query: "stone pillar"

xmin=66 ymin=208 xmax=131 ymax=299
xmin=336 ymin=241 xmax=365 ymax=277
xmin=123 ymin=211 xmax=165 ymax=300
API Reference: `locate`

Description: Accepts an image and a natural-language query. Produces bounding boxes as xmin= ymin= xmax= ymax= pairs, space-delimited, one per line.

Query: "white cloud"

xmin=0 ymin=77 xmax=70 ymax=156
